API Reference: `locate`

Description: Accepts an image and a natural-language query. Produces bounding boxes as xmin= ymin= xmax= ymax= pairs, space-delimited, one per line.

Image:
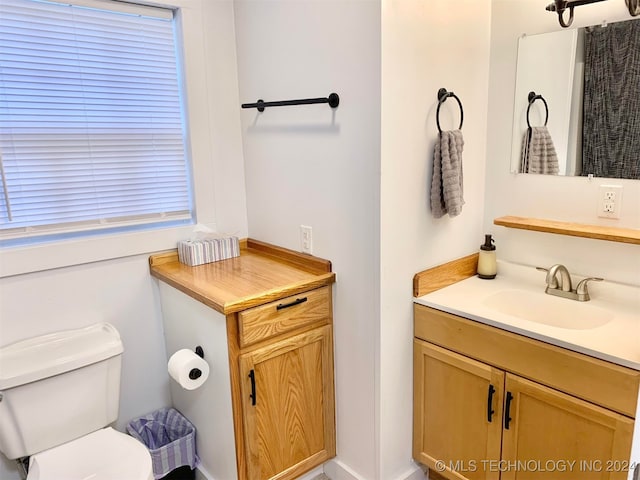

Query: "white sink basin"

xmin=414 ymin=261 xmax=640 ymax=370
xmin=482 ymin=289 xmax=613 ymax=330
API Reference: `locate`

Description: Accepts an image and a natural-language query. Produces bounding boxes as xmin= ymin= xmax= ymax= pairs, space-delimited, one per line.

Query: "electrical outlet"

xmin=597 ymin=185 xmax=623 ymax=219
xmin=300 ymin=225 xmax=313 ymax=254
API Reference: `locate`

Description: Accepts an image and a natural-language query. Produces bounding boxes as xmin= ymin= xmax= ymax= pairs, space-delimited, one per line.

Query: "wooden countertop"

xmin=149 ymin=238 xmax=335 ymax=315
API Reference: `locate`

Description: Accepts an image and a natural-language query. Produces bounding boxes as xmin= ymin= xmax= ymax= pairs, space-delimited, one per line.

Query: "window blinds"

xmin=0 ymin=0 xmax=192 ymax=239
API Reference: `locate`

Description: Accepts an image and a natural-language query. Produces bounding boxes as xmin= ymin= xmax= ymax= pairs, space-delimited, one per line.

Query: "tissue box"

xmin=177 ymin=236 xmax=240 ymax=266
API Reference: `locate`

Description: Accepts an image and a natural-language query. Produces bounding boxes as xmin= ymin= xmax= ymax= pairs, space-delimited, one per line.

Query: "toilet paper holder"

xmin=189 ymin=346 xmax=205 ymax=380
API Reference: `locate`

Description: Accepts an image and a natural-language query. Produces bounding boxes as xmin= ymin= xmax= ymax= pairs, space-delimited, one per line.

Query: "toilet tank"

xmin=0 ymin=323 xmax=124 ymax=459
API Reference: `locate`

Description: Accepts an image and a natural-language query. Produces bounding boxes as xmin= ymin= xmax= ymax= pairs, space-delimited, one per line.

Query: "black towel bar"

xmin=241 ymin=93 xmax=340 ymax=112
xmin=526 ymin=91 xmax=549 ymax=127
xmin=436 ymin=88 xmax=464 ymax=133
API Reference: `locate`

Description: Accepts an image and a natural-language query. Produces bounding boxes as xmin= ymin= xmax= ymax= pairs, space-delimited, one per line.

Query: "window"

xmin=0 ymin=0 xmax=193 ymax=243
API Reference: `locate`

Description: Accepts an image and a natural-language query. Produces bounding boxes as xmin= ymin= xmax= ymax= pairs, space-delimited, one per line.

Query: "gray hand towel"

xmin=430 ymin=129 xmax=465 ymax=218
xmin=520 ymin=126 xmax=559 ymax=175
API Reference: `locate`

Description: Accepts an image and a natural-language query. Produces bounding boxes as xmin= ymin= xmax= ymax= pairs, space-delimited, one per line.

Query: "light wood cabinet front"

xmin=238 ymin=286 xmax=331 ymax=348
xmin=413 ymin=340 xmax=503 ymax=480
xmin=501 ymin=374 xmax=634 ymax=480
xmin=413 ymin=305 xmax=636 ymax=480
xmin=239 ymin=326 xmax=336 ymax=480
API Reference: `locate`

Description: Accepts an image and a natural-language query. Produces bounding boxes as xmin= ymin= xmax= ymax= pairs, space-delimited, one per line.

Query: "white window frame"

xmin=0 ymin=0 xmax=222 ymax=277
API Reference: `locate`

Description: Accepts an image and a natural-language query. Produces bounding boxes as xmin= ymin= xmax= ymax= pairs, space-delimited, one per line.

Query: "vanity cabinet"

xmin=413 ymin=340 xmax=503 ymax=480
xmin=149 ymin=240 xmax=336 ymax=480
xmin=413 ymin=304 xmax=638 ymax=480
xmin=501 ymin=374 xmax=633 ymax=480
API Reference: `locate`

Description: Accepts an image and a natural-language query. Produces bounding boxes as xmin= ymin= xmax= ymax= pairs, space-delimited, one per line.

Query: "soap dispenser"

xmin=477 ymin=234 xmax=497 ymax=279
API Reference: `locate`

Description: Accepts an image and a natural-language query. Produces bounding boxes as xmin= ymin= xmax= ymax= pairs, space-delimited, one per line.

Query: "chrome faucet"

xmin=536 ymin=264 xmax=603 ymax=301
xmin=546 ymin=264 xmax=572 ymax=292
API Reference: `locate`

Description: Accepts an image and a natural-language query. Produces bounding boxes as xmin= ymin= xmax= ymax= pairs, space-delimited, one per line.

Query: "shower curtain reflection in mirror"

xmin=582 ymin=20 xmax=640 ymax=179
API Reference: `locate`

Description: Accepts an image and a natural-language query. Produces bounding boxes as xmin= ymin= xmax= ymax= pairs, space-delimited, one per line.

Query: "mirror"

xmin=510 ymin=19 xmax=639 ymax=179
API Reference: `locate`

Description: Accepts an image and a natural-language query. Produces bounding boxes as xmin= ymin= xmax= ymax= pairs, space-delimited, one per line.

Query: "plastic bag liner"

xmin=127 ymin=407 xmax=198 ymax=479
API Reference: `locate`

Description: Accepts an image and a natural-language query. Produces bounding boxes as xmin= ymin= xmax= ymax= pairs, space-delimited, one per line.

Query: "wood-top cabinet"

xmin=413 ymin=305 xmax=639 ymax=480
xmin=150 ymin=241 xmax=336 ymax=480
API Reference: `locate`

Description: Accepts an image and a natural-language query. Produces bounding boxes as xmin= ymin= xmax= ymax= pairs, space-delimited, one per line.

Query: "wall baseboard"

xmin=402 ymin=464 xmax=426 ymax=480
xmin=195 ymin=465 xmax=214 ymax=480
xmin=323 ymin=459 xmax=365 ymax=480
xmin=195 ymin=464 xmax=324 ymax=480
xmin=324 ymin=459 xmax=425 ymax=480
xmin=195 ymin=458 xmax=425 ymax=480
xmin=296 ymin=466 xmax=325 ymax=480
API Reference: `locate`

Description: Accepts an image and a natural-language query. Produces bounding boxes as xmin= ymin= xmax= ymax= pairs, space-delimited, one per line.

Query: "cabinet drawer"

xmin=239 ymin=286 xmax=331 ymax=347
xmin=414 ymin=304 xmax=640 ymax=418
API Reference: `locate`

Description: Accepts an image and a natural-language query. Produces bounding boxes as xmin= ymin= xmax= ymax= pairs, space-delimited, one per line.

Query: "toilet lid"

xmin=27 ymin=427 xmax=153 ymax=480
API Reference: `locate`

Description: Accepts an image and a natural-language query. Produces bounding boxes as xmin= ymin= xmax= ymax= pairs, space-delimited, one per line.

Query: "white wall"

xmin=232 ymin=1 xmax=381 ymax=478
xmin=380 ymin=1 xmax=492 ymax=479
xmin=233 ymin=2 xmax=493 ymax=479
xmin=0 ymin=2 xmax=247 ymax=479
xmin=486 ymin=1 xmax=640 ymax=286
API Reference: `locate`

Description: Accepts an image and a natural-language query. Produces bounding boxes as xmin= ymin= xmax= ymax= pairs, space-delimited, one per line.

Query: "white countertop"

xmin=414 ymin=261 xmax=640 ymax=371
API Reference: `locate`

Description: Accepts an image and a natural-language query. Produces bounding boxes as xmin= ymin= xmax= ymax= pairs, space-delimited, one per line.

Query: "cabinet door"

xmin=413 ymin=339 xmax=504 ymax=480
xmin=501 ymin=374 xmax=634 ymax=480
xmin=239 ymin=325 xmax=335 ymax=480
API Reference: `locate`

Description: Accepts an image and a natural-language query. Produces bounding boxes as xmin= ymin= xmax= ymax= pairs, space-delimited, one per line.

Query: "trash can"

xmin=127 ymin=407 xmax=197 ymax=480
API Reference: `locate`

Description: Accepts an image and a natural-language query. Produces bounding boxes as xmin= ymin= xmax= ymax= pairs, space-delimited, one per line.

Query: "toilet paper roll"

xmin=168 ymin=349 xmax=210 ymax=390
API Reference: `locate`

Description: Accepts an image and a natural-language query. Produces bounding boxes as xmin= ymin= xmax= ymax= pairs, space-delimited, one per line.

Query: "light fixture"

xmin=545 ymin=0 xmax=608 ymax=27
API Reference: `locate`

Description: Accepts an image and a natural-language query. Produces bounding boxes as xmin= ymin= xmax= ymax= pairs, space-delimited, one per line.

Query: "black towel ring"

xmin=526 ymin=91 xmax=549 ymax=128
xmin=436 ymin=88 xmax=464 ymax=133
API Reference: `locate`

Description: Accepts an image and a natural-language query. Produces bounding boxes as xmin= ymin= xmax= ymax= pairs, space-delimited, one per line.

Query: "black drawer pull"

xmin=276 ymin=297 xmax=308 ymax=310
xmin=487 ymin=384 xmax=496 ymax=422
xmin=504 ymin=391 xmax=514 ymax=429
xmin=248 ymin=369 xmax=256 ymax=406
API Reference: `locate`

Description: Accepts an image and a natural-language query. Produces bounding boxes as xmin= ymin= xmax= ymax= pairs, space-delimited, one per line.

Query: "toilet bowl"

xmin=27 ymin=427 xmax=153 ymax=480
xmin=0 ymin=323 xmax=153 ymax=479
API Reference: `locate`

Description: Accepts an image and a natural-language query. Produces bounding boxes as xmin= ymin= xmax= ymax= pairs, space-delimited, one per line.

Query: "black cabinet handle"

xmin=487 ymin=384 xmax=496 ymax=422
xmin=504 ymin=392 xmax=514 ymax=429
xmin=276 ymin=297 xmax=308 ymax=310
xmin=248 ymin=369 xmax=256 ymax=406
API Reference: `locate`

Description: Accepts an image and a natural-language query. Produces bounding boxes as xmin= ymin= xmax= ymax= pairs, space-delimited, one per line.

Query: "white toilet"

xmin=0 ymin=323 xmax=153 ymax=480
